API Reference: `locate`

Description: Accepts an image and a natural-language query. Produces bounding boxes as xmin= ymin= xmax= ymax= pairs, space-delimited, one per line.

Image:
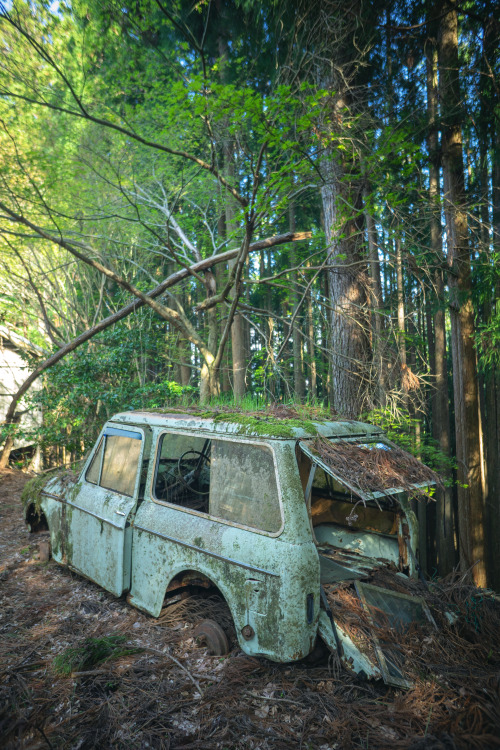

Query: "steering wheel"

xmin=176 ymin=449 xmax=210 ymax=496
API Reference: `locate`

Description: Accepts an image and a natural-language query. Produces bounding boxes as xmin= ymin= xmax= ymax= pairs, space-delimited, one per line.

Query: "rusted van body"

xmin=26 ymin=411 xmax=434 ymax=685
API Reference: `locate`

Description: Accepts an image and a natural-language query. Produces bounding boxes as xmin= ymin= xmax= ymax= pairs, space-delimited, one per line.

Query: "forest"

xmin=0 ymin=0 xmax=499 ymax=594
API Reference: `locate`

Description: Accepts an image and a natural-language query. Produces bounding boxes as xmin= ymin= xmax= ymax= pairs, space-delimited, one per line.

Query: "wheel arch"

xmin=161 ymin=564 xmax=241 ymax=632
xmin=25 ymin=502 xmax=49 ymax=532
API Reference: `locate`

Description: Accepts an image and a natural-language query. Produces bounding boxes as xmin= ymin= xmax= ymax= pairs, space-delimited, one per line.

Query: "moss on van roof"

xmin=130 ymin=404 xmax=364 ymax=439
xmin=138 ymin=404 xmax=339 ymax=437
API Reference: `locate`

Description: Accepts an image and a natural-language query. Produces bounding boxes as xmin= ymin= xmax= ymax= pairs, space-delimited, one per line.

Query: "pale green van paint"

xmin=28 ymin=411 xmax=422 ymax=671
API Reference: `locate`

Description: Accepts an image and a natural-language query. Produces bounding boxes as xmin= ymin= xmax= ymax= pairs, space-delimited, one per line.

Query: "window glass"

xmin=86 ymin=437 xmax=104 ymax=485
xmin=100 ymin=434 xmax=142 ymax=496
xmin=209 ymin=441 xmax=281 ymax=532
xmin=312 ymin=466 xmax=347 ymax=496
xmin=154 ymin=433 xmax=210 ymax=511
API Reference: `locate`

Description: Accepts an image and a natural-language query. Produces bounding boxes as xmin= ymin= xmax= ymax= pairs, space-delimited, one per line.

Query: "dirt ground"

xmin=1 ymin=469 xmax=499 ymax=750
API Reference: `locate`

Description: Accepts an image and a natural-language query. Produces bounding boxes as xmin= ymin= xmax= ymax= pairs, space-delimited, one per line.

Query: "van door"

xmin=66 ymin=425 xmax=144 ymax=595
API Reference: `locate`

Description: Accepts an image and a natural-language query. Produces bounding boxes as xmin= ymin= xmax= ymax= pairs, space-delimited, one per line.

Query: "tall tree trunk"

xmin=225 ymin=152 xmax=246 ymax=400
xmin=426 ymin=40 xmax=455 ymax=575
xmin=364 ymin=187 xmax=385 ymax=408
xmin=216 ymin=256 xmax=231 ymax=394
xmin=395 ymin=237 xmax=406 ymax=370
xmin=290 ymin=203 xmax=306 ymax=401
xmin=484 ymin=115 xmax=500 ymax=587
xmin=322 ymin=272 xmax=333 ymax=406
xmin=217 ymin=27 xmax=246 ymax=400
xmin=321 ymin=134 xmax=371 ymax=417
xmin=438 ymin=0 xmax=486 ymax=586
xmin=306 ymin=280 xmax=317 ymax=399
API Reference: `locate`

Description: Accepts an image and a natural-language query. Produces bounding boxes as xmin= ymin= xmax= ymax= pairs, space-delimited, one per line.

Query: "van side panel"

xmin=129 ymin=440 xmax=321 ymax=662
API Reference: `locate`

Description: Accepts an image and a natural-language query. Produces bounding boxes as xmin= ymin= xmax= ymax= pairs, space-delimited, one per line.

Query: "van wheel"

xmin=193 ymin=619 xmax=229 ymax=656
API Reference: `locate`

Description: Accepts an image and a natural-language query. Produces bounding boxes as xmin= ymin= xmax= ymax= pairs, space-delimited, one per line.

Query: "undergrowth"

xmin=53 ymin=635 xmax=142 ymax=676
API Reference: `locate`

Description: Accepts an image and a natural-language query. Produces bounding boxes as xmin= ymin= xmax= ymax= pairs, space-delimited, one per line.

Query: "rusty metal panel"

xmin=354 ymin=581 xmax=438 ymax=688
xmin=318 ymin=610 xmax=382 ymax=679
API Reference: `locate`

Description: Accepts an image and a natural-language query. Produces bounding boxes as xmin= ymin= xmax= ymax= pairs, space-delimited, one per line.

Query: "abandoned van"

xmin=25 ymin=410 xmax=439 ymax=687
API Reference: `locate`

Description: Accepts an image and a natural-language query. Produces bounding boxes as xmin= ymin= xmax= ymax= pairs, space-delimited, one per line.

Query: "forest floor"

xmin=1 ymin=469 xmax=499 ymax=750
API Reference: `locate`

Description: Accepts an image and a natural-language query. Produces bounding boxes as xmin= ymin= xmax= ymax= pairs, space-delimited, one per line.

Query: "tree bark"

xmin=290 ymin=203 xmax=306 ymax=401
xmin=321 ymin=134 xmax=371 ymax=417
xmin=364 ymin=187 xmax=385 ymax=408
xmin=306 ymin=281 xmax=317 ymax=399
xmin=395 ymin=237 xmax=406 ymax=371
xmin=217 ymin=26 xmax=247 ymax=401
xmin=484 ymin=115 xmax=500 ymax=587
xmin=426 ymin=39 xmax=455 ymax=574
xmin=438 ymin=0 xmax=486 ymax=586
xmin=224 ymin=155 xmax=247 ymax=400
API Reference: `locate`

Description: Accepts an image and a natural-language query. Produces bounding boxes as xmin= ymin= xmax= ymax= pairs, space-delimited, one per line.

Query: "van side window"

xmin=153 ymin=435 xmax=281 ymax=533
xmin=86 ymin=437 xmax=104 ymax=485
xmin=86 ymin=429 xmax=142 ymax=497
xmin=153 ymin=433 xmax=211 ymax=512
xmin=209 ymin=442 xmax=281 ymax=532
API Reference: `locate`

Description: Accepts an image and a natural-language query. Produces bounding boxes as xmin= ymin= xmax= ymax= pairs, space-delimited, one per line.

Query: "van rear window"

xmin=209 ymin=441 xmax=281 ymax=533
xmin=153 ymin=434 xmax=282 ymax=533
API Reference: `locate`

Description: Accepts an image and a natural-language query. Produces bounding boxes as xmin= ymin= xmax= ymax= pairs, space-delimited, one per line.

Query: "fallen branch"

xmin=141 ymin=647 xmax=204 ymax=697
xmin=0 ymin=230 xmax=311 ymax=468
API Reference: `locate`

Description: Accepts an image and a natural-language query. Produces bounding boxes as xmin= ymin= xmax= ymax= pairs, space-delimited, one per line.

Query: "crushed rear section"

xmin=299 ymin=435 xmax=442 ymax=687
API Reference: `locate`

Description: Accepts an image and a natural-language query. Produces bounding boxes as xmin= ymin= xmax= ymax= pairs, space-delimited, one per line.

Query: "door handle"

xmin=115 ymin=510 xmax=126 ymax=516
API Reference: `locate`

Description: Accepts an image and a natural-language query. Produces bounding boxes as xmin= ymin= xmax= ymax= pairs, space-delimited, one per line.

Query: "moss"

xmin=21 ymin=473 xmax=52 ymax=515
xmin=21 ymin=466 xmax=81 ymax=516
xmin=53 ymin=636 xmax=142 ymax=676
xmin=52 ymin=529 xmax=62 ymax=558
xmin=140 ymin=406 xmax=322 ymax=437
xmin=210 ymin=412 xmax=319 ymax=437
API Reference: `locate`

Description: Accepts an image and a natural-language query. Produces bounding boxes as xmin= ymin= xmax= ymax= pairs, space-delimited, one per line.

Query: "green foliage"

xmin=53 ymin=635 xmax=141 ymax=675
xmin=23 ymin=318 xmax=195 ymax=456
xmin=476 ymin=293 xmax=500 ymax=374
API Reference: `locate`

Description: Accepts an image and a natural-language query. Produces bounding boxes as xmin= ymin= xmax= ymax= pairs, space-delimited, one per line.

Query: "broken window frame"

xmin=152 ymin=432 xmax=211 ymax=511
xmin=354 ymin=580 xmax=438 ymax=689
xmin=86 ymin=436 xmax=104 ymax=486
xmin=299 ymin=437 xmax=436 ymax=504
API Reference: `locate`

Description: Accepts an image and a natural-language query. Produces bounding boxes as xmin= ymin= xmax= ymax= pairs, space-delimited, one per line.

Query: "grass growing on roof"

xmin=141 ymin=400 xmax=338 ymax=436
xmin=210 ymin=412 xmax=319 ymax=437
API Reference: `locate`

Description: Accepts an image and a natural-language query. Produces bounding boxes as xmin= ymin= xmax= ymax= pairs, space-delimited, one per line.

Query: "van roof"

xmin=110 ymin=410 xmax=384 ymax=440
